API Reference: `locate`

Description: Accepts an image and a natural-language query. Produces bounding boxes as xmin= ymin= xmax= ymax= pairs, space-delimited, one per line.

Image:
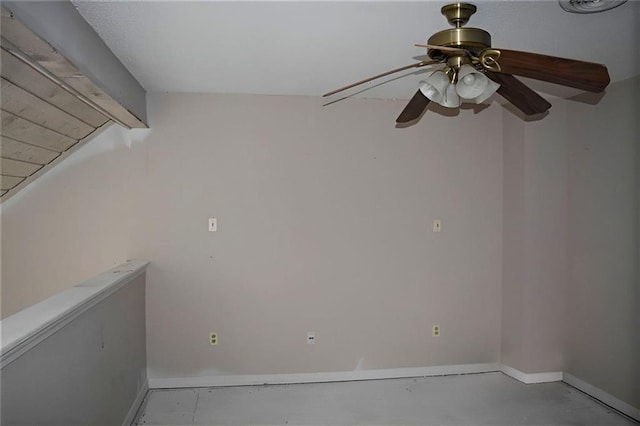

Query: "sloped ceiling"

xmin=0 ymin=2 xmax=147 ymax=200
xmin=73 ymin=0 xmax=640 ymax=99
xmin=0 ymin=39 xmax=110 ymax=198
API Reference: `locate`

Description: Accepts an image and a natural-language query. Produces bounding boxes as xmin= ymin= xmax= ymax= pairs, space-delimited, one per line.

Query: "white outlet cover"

xmin=209 ymin=218 xmax=217 ymax=232
xmin=306 ymin=332 xmax=316 ymax=344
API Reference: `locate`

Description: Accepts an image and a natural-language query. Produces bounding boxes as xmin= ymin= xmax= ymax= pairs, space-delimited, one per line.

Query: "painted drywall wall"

xmin=501 ymin=103 xmax=568 ymax=374
xmin=501 ymin=111 xmax=527 ymax=371
xmin=564 ymin=75 xmax=640 ymax=409
xmin=136 ymin=94 xmax=504 ymax=379
xmin=0 ymin=125 xmax=148 ymax=318
xmin=502 ymin=75 xmax=639 ymax=409
xmin=3 ymin=84 xmax=637 ymax=408
xmin=1 ymin=93 xmax=504 ymax=378
xmin=1 ymin=271 xmax=147 ymax=425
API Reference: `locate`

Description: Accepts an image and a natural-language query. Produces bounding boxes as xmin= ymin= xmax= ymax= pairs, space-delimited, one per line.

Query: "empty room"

xmin=0 ymin=1 xmax=638 ymax=425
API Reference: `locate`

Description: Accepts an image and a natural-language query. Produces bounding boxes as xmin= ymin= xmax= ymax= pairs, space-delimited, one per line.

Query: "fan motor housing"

xmin=427 ymin=27 xmax=492 ymax=60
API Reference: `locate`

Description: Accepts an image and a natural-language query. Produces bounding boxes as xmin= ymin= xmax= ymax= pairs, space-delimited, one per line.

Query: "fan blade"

xmin=323 ymin=61 xmax=439 ymax=97
xmin=414 ymin=43 xmax=472 ymax=57
xmin=396 ymin=90 xmax=430 ymax=123
xmin=485 ymin=71 xmax=551 ymax=116
xmin=487 ymin=48 xmax=610 ymax=93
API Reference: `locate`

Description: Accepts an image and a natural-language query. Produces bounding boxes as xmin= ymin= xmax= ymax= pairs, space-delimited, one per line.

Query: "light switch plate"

xmin=433 ymin=219 xmax=442 ymax=233
xmin=209 ymin=218 xmax=217 ymax=232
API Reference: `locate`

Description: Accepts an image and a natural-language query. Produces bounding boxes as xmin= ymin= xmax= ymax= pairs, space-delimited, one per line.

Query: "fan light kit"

xmin=419 ymin=64 xmax=500 ymax=108
xmin=323 ymin=3 xmax=611 ymax=124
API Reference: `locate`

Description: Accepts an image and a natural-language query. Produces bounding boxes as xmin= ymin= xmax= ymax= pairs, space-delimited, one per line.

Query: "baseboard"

xmin=147 ymin=364 xmax=639 ymax=422
xmin=500 ymin=364 xmax=563 ymax=384
xmin=148 ymin=362 xmax=500 ymax=389
xmin=563 ymin=373 xmax=640 ymax=421
xmin=122 ymin=381 xmax=149 ymax=426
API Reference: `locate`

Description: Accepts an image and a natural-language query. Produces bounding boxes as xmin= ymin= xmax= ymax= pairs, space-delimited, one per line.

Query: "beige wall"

xmin=564 ymin=76 xmax=639 ymax=408
xmin=138 ymin=94 xmax=504 ymax=378
xmin=1 ymin=125 xmax=147 ymax=318
xmin=501 ymin=75 xmax=639 ymax=409
xmin=3 ymin=81 xmax=636 ymax=408
xmin=1 ymin=93 xmax=504 ymax=375
xmin=501 ymin=102 xmax=568 ymax=373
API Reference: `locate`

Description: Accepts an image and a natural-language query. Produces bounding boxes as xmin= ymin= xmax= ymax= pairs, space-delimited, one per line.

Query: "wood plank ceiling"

xmin=0 ymin=4 xmax=147 ymax=200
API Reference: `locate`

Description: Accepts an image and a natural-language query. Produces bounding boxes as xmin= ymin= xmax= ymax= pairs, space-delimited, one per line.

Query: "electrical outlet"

xmin=209 ymin=218 xmax=217 ymax=232
xmin=307 ymin=332 xmax=316 ymax=345
xmin=210 ymin=332 xmax=218 ymax=345
xmin=432 ymin=325 xmax=440 ymax=337
xmin=433 ymin=220 xmax=442 ymax=233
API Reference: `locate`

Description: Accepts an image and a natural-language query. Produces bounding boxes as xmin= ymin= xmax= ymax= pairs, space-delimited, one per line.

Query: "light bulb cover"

xmin=442 ymin=83 xmax=461 ymax=108
xmin=462 ymin=74 xmax=476 ymax=85
xmin=456 ymin=64 xmax=489 ymax=100
xmin=419 ymin=71 xmax=450 ymax=104
xmin=473 ymin=78 xmax=500 ymax=104
xmin=418 ymin=68 xmax=497 ymax=108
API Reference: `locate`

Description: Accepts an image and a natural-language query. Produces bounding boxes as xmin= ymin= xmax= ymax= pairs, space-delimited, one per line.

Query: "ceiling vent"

xmin=559 ymin=0 xmax=627 ymax=13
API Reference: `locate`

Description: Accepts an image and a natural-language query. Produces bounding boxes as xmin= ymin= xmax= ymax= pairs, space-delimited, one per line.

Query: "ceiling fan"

xmin=323 ymin=3 xmax=611 ymax=123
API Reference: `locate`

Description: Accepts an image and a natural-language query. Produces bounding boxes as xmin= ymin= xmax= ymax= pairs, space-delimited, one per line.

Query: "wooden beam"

xmin=1 ymin=110 xmax=76 ymax=152
xmin=0 ymin=121 xmax=111 ymax=201
xmin=0 ymin=50 xmax=109 ymax=128
xmin=0 ymin=157 xmax=42 ymax=177
xmin=0 ymin=174 xmax=24 ymax=190
xmin=1 ymin=3 xmax=147 ymax=128
xmin=1 ymin=78 xmax=95 ymax=139
xmin=0 ymin=136 xmax=60 ymax=165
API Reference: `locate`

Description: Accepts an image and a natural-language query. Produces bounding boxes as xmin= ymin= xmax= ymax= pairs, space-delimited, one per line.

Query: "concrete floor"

xmin=134 ymin=372 xmax=636 ymax=425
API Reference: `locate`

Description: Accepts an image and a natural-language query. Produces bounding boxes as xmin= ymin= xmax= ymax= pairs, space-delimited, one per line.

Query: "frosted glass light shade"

xmin=442 ymin=83 xmax=461 ymax=108
xmin=473 ymin=78 xmax=500 ymax=103
xmin=418 ymin=68 xmax=496 ymax=109
xmin=419 ymin=71 xmax=450 ymax=104
xmin=456 ymin=64 xmax=489 ymax=100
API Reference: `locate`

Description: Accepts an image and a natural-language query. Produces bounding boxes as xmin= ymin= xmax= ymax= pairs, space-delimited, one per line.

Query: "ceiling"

xmin=2 ymin=1 xmax=636 ymax=200
xmin=73 ymin=0 xmax=640 ymax=100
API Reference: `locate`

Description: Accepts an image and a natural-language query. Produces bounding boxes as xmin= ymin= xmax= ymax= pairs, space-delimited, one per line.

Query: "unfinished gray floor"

xmin=134 ymin=372 xmax=636 ymax=425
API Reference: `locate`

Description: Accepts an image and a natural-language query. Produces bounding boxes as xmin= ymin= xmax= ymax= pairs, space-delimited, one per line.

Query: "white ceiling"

xmin=73 ymin=0 xmax=640 ymax=100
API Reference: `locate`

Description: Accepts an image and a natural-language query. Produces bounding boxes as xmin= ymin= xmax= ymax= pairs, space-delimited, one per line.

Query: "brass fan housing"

xmin=441 ymin=3 xmax=476 ymax=27
xmin=427 ymin=3 xmax=492 ymax=61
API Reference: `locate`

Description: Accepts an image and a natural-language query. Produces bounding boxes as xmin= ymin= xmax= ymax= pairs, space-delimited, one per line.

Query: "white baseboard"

xmin=148 ymin=362 xmax=500 ymax=389
xmin=122 ymin=381 xmax=149 ymax=426
xmin=147 ymin=363 xmax=639 ymax=422
xmin=563 ymin=372 xmax=640 ymax=421
xmin=500 ymin=364 xmax=563 ymax=384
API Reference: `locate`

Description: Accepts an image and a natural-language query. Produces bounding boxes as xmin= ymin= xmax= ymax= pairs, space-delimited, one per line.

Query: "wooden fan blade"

xmin=396 ymin=90 xmax=430 ymax=123
xmin=486 ymin=71 xmax=551 ymax=116
xmin=414 ymin=43 xmax=472 ymax=57
xmin=323 ymin=61 xmax=439 ymax=97
xmin=487 ymin=48 xmax=610 ymax=93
